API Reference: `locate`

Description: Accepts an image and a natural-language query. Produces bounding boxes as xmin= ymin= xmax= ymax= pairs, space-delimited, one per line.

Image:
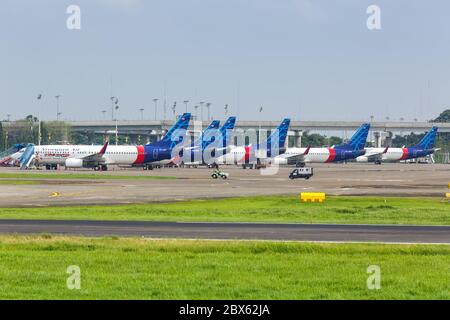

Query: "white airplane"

xmin=216 ymin=119 xmax=290 ymax=169
xmin=273 ymin=123 xmax=370 ymax=167
xmin=13 ymin=113 xmax=192 ymax=170
xmin=357 ymin=127 xmax=439 ymax=164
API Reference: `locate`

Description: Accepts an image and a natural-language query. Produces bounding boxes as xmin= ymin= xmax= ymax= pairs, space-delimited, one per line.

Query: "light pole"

xmin=115 ymin=119 xmax=118 ymax=146
xmin=206 ymin=103 xmax=211 ymax=121
xmin=102 ymin=110 xmax=106 ymax=120
xmin=199 ymin=101 xmax=205 ymax=122
xmin=153 ymin=98 xmax=159 ymax=120
xmin=37 ymin=93 xmax=42 ymax=145
xmin=183 ymin=100 xmax=189 ymax=112
xmin=224 ymin=104 xmax=228 ymax=116
xmin=194 ymin=105 xmax=199 ymax=119
xmin=110 ymin=96 xmax=118 ymax=120
xmin=172 ymin=102 xmax=177 ymax=119
xmin=258 ymin=106 xmax=263 ymax=145
xmin=55 ymin=95 xmax=61 ymax=120
xmin=115 ymin=105 xmax=119 ymax=120
xmin=6 ymin=114 xmax=11 ymax=122
xmin=139 ymin=108 xmax=144 ymax=120
xmin=370 ymin=115 xmax=374 ymax=145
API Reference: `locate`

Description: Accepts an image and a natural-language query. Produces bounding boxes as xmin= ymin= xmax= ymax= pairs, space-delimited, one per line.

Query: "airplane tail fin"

xmin=19 ymin=143 xmax=35 ymax=169
xmin=204 ymin=120 xmax=220 ymax=132
xmin=416 ymin=126 xmax=438 ymax=150
xmin=219 ymin=116 xmax=237 ymax=148
xmin=263 ymin=118 xmax=291 ymax=149
xmin=152 ymin=113 xmax=191 ymax=146
xmin=341 ymin=123 xmax=370 ymax=150
xmin=200 ymin=120 xmax=220 ymax=149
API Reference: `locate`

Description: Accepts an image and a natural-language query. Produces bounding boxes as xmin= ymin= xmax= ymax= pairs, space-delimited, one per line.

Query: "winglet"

xmin=304 ymin=145 xmax=311 ymax=155
xmin=383 ymin=146 xmax=389 ymax=154
xmin=99 ymin=141 xmax=109 ymax=155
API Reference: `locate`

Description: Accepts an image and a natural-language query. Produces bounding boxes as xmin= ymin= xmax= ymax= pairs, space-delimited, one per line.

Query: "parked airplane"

xmin=273 ymin=123 xmax=370 ymax=167
xmin=0 ymin=144 xmax=25 ymax=166
xmin=357 ymin=126 xmax=439 ymax=164
xmin=16 ymin=113 xmax=192 ymax=170
xmin=216 ymin=119 xmax=291 ymax=169
xmin=182 ymin=116 xmax=237 ymax=167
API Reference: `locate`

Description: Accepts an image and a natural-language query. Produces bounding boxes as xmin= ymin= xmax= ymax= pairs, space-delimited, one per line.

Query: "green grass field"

xmin=0 ymin=236 xmax=448 ymax=299
xmin=0 ymin=172 xmax=176 ymax=180
xmin=0 ymin=180 xmax=40 ymax=185
xmin=0 ymin=196 xmax=448 ymax=225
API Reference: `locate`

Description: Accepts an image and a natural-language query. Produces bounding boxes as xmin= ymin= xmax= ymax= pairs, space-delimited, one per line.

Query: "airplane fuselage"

xmin=28 ymin=144 xmax=174 ymax=167
xmin=273 ymin=147 xmax=365 ymax=165
xmin=357 ymin=147 xmax=435 ymax=163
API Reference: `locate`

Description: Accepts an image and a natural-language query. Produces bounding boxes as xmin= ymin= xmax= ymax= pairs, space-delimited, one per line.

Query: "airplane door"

xmin=153 ymin=149 xmax=158 ymax=160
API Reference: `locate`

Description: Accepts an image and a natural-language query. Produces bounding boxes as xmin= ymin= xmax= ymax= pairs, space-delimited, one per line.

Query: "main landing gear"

xmin=94 ymin=164 xmax=108 ymax=171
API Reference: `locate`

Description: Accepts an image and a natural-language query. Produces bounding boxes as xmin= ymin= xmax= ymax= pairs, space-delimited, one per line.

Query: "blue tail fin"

xmin=219 ymin=116 xmax=236 ymax=148
xmin=262 ymin=118 xmax=290 ymax=149
xmin=416 ymin=126 xmax=438 ymax=149
xmin=200 ymin=120 xmax=220 ymax=149
xmin=19 ymin=143 xmax=35 ymax=169
xmin=152 ymin=113 xmax=191 ymax=146
xmin=205 ymin=120 xmax=220 ymax=132
xmin=340 ymin=123 xmax=370 ymax=150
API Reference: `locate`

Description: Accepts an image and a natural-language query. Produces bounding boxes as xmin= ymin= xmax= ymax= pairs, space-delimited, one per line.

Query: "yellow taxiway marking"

xmin=49 ymin=192 xmax=60 ymax=198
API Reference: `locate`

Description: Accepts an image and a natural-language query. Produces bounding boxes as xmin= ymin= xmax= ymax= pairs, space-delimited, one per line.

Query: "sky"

xmin=1 ymin=0 xmax=450 ymax=122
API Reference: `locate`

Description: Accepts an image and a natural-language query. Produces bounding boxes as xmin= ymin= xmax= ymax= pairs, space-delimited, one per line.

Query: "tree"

xmin=302 ymin=133 xmax=326 ymax=147
xmin=432 ymin=109 xmax=450 ymax=123
xmin=431 ymin=110 xmax=450 ymax=156
xmin=43 ymin=121 xmax=71 ymax=144
xmin=0 ymin=121 xmax=4 ymax=150
xmin=328 ymin=136 xmax=343 ymax=147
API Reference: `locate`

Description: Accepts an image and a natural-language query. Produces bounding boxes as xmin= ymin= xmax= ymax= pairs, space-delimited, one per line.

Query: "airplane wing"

xmin=364 ymin=146 xmax=389 ymax=162
xmin=278 ymin=145 xmax=311 ymax=164
xmin=75 ymin=141 xmax=109 ymax=163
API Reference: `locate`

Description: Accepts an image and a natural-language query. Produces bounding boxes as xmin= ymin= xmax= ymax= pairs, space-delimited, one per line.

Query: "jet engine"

xmin=65 ymin=158 xmax=84 ymax=168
